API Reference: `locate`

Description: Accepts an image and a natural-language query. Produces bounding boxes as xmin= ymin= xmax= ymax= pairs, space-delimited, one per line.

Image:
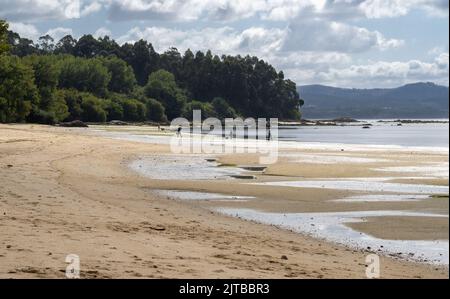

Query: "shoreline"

xmin=91 ymin=124 xmax=449 ymax=154
xmin=119 ymin=125 xmax=448 ymax=266
xmin=0 ymin=124 xmax=448 ymax=278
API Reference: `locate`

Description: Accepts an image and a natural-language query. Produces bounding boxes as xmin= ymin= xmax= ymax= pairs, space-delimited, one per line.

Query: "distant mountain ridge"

xmin=298 ymin=82 xmax=449 ymax=119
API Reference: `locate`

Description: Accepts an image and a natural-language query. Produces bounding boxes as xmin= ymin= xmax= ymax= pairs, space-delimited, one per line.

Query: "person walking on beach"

xmin=176 ymin=125 xmax=182 ymax=138
xmin=266 ymin=122 xmax=272 ymax=141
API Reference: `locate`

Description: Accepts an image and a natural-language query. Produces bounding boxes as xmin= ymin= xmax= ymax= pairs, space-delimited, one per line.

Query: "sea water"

xmin=278 ymin=121 xmax=449 ymax=148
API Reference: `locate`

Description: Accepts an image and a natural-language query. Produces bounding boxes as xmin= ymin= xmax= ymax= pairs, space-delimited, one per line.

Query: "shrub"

xmin=104 ymin=99 xmax=124 ymax=121
xmin=121 ymin=98 xmax=146 ymax=121
xmin=145 ymin=98 xmax=167 ymax=122
xmin=183 ymin=100 xmax=216 ymax=120
xmin=81 ymin=94 xmax=107 ymax=122
xmin=212 ymin=97 xmax=237 ymax=119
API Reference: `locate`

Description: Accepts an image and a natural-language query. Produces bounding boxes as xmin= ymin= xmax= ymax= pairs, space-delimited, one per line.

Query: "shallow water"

xmin=91 ymin=125 xmax=449 ymax=154
xmin=254 ymin=179 xmax=449 ymax=194
xmin=278 ymin=122 xmax=449 ymax=148
xmin=129 ymin=155 xmax=243 ymax=180
xmin=97 ymin=126 xmax=449 ymax=265
xmin=280 ymin=152 xmax=388 ymax=164
xmin=332 ymin=194 xmax=431 ymax=202
xmin=374 ymin=164 xmax=449 ymax=178
xmin=216 ymin=208 xmax=449 ymax=265
xmin=151 ymin=190 xmax=254 ymax=201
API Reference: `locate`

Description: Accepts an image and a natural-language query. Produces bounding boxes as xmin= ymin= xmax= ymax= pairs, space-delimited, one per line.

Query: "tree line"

xmin=1 ymin=20 xmax=303 ymax=124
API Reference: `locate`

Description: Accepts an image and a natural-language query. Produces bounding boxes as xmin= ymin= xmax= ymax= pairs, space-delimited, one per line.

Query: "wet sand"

xmin=0 ymin=124 xmax=448 ymax=278
xmin=347 ymin=216 xmax=449 ymax=240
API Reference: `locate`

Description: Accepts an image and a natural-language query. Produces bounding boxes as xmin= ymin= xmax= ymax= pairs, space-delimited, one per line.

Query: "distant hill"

xmin=298 ymin=82 xmax=449 ymax=119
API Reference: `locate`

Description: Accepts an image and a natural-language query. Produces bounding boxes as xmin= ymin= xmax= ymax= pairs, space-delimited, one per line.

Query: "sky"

xmin=1 ymin=0 xmax=448 ymax=88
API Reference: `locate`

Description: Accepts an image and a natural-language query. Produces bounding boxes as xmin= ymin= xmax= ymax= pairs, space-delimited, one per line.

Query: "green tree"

xmin=49 ymin=90 xmax=70 ymax=122
xmin=121 ymin=98 xmax=147 ymax=121
xmin=58 ymin=56 xmax=111 ymax=97
xmin=7 ymin=31 xmax=38 ymax=57
xmin=120 ymin=40 xmax=159 ymax=85
xmin=23 ymin=55 xmax=59 ymax=107
xmin=56 ymin=89 xmax=83 ymax=121
xmin=144 ymin=98 xmax=167 ymax=122
xmin=28 ymin=94 xmax=69 ymax=124
xmin=2 ymin=25 xmax=303 ymax=122
xmin=103 ymin=99 xmax=124 ymax=121
xmin=144 ymin=70 xmax=186 ymax=120
xmin=183 ymin=100 xmax=215 ymax=120
xmin=160 ymin=47 xmax=182 ymax=79
xmin=54 ymin=35 xmax=77 ymax=55
xmin=100 ymin=56 xmax=136 ymax=93
xmin=212 ymin=97 xmax=237 ymax=119
xmin=81 ymin=93 xmax=107 ymax=122
xmin=0 ymin=55 xmax=39 ymax=122
xmin=0 ymin=20 xmax=10 ymax=55
xmin=38 ymin=34 xmax=55 ymax=53
xmin=97 ymin=36 xmax=121 ymax=57
xmin=129 ymin=87 xmax=168 ymax=122
xmin=73 ymin=35 xmax=100 ymax=58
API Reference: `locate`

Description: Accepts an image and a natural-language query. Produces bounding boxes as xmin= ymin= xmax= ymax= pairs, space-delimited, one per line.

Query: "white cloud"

xmin=428 ymin=46 xmax=448 ymax=56
xmin=81 ymin=1 xmax=103 ymax=17
xmin=108 ymin=0 xmax=206 ymax=21
xmin=268 ymin=51 xmax=353 ymax=84
xmin=1 ymin=0 xmax=447 ymax=23
xmin=359 ymin=0 xmax=411 ymax=18
xmin=7 ymin=24 xmax=75 ymax=42
xmin=283 ymin=19 xmax=404 ymax=53
xmin=115 ymin=24 xmax=449 ymax=88
xmin=104 ymin=0 xmax=448 ymax=22
xmin=64 ymin=0 xmax=81 ymax=18
xmin=261 ymin=0 xmax=326 ymax=21
xmin=0 ymin=0 xmax=105 ymax=21
xmin=117 ymin=26 xmax=286 ymax=55
xmin=269 ymin=51 xmax=352 ymax=69
xmin=45 ymin=27 xmax=73 ymax=41
xmin=104 ymin=0 xmax=323 ymax=22
xmin=1 ymin=0 xmax=447 ymax=88
xmin=435 ymin=52 xmax=449 ymax=69
xmin=117 ymin=21 xmax=403 ymax=55
xmin=359 ymin=0 xmax=449 ymax=18
xmin=307 ymin=54 xmax=449 ymax=87
xmin=93 ymin=27 xmax=112 ymax=38
xmin=8 ymin=22 xmax=40 ymax=40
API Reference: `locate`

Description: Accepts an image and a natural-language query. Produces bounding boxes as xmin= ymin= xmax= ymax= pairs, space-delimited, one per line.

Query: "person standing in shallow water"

xmin=176 ymin=125 xmax=182 ymax=138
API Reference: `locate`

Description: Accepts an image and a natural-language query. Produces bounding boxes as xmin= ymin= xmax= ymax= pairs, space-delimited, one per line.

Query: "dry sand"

xmin=0 ymin=124 xmax=448 ymax=278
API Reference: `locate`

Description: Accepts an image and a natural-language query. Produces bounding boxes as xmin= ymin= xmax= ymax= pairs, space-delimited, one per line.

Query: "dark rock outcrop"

xmin=57 ymin=120 xmax=88 ymax=127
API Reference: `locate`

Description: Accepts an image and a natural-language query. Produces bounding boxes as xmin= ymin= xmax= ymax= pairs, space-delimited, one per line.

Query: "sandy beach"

xmin=0 ymin=124 xmax=448 ymax=278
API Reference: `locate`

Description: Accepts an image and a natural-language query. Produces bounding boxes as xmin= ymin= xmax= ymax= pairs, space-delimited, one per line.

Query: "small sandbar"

xmin=281 ymin=153 xmax=389 ymax=164
xmin=374 ymin=164 xmax=449 ymax=178
xmin=347 ymin=216 xmax=449 ymax=241
xmin=333 ymin=194 xmax=431 ymax=202
xmin=253 ymin=179 xmax=449 ymax=194
xmin=151 ymin=189 xmax=254 ymax=201
xmin=130 ymin=155 xmax=244 ymax=180
xmin=215 ymin=208 xmax=449 ymax=265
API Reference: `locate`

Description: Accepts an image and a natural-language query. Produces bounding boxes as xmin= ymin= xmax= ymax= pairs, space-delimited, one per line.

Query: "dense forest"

xmin=0 ymin=20 xmax=303 ymax=124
